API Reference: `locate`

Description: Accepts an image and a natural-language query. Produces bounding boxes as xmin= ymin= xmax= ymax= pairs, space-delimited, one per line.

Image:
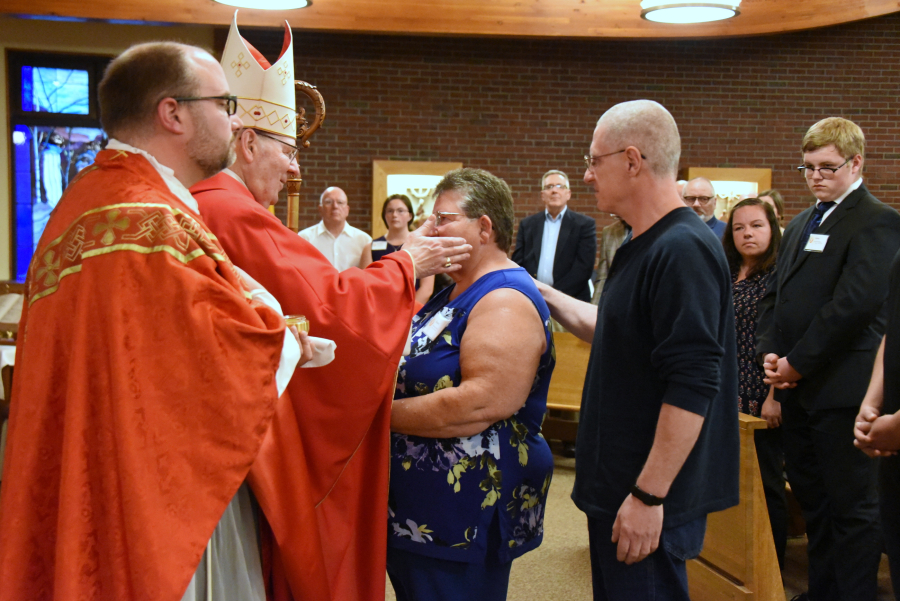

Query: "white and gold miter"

xmin=221 ymin=11 xmax=296 ymax=138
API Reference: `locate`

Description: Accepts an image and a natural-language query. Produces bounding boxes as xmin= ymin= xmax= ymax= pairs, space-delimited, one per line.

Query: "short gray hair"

xmin=541 ymin=170 xmax=569 ymax=189
xmin=596 ymin=100 xmax=681 ymax=178
xmin=433 ymin=168 xmax=515 ymax=253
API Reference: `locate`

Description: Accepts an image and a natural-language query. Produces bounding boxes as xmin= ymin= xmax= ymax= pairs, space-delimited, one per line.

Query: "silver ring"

xmin=444 ymin=257 xmax=452 ymax=268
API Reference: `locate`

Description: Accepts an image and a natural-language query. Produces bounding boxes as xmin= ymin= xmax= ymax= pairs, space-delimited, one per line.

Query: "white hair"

xmin=319 ymin=186 xmax=345 ymax=205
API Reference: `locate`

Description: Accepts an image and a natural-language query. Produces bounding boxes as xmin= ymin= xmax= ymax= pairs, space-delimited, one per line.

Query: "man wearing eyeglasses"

xmin=757 ymin=117 xmax=900 ymax=601
xmin=512 ymin=170 xmax=596 ymax=302
xmin=682 ymin=177 xmax=725 ymax=237
xmin=298 ymin=187 xmax=374 ymax=271
xmin=192 ymin=14 xmax=472 ymax=601
xmin=0 ymin=40 xmax=322 ymax=601
xmin=536 ymin=100 xmax=738 ymax=601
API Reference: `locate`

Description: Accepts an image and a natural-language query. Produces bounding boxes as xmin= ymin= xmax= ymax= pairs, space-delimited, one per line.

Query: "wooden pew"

xmin=0 ymin=281 xmax=25 ymax=343
xmin=687 ymin=413 xmax=785 ymax=601
xmin=1 ymin=364 xmax=12 ymax=420
xmin=541 ymin=332 xmax=591 ymax=443
xmin=0 ymin=363 xmax=11 ymax=483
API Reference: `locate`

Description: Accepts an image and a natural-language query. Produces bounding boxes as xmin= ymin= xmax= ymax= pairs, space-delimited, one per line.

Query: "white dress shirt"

xmin=299 ymin=221 xmax=372 ymax=271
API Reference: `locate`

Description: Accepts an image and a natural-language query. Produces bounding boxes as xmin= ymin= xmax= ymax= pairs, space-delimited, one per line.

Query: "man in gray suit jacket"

xmin=512 ymin=170 xmax=596 ymax=302
xmin=757 ymin=117 xmax=900 ymax=601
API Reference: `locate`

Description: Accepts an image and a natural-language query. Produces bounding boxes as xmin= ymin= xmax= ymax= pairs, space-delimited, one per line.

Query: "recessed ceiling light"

xmin=214 ymin=0 xmax=310 ymax=9
xmin=640 ymin=1 xmax=741 ymax=24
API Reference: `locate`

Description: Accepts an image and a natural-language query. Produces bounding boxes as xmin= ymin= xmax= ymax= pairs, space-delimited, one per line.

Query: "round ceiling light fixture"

xmin=640 ymin=1 xmax=741 ymax=24
xmin=214 ymin=0 xmax=310 ymax=9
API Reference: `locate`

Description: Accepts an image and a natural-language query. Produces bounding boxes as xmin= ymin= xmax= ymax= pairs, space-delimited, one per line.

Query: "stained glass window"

xmin=8 ymin=52 xmax=108 ymax=281
xmin=21 ymin=66 xmax=90 ymax=115
xmin=11 ymin=125 xmax=105 ymax=280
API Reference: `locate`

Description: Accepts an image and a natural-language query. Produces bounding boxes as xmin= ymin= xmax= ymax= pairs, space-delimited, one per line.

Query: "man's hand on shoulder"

xmin=611 ymin=494 xmax=664 ymax=565
xmin=401 ymin=215 xmax=472 ymax=278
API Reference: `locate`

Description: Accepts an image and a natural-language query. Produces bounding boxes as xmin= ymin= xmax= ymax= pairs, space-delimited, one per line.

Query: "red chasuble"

xmin=192 ymin=172 xmax=417 ymax=601
xmin=0 ymin=151 xmax=288 ymax=601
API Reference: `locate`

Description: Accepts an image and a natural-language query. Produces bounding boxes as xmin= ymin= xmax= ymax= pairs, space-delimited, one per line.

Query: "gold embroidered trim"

xmin=29 ymin=202 xmax=229 ymax=307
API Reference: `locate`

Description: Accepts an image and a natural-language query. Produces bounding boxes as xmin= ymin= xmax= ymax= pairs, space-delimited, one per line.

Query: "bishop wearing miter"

xmin=192 ymin=12 xmax=471 ymax=601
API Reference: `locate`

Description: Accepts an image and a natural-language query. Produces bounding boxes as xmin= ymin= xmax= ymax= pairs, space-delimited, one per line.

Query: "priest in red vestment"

xmin=0 ymin=42 xmax=313 ymax=601
xmin=192 ymin=14 xmax=471 ymax=601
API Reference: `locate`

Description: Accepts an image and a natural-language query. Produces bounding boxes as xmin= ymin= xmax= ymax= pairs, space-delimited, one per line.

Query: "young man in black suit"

xmin=512 ymin=170 xmax=596 ymax=302
xmin=757 ymin=117 xmax=900 ymax=601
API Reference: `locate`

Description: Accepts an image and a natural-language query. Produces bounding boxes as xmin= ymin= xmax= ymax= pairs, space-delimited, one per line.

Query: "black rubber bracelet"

xmin=631 ymin=483 xmax=665 ymax=506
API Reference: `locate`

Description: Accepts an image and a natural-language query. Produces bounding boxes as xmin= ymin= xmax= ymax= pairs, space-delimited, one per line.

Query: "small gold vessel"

xmin=284 ymin=315 xmax=309 ymax=333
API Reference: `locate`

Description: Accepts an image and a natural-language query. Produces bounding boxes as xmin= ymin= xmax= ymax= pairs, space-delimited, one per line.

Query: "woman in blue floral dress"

xmin=388 ymin=168 xmax=555 ymax=601
xmin=722 ymin=197 xmax=786 ymax=568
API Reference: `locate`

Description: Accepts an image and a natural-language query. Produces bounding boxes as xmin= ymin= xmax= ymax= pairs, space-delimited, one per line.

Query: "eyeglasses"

xmin=385 ymin=208 xmax=410 ymax=215
xmin=172 ymin=95 xmax=238 ymax=116
xmin=543 ymin=183 xmax=568 ymax=191
xmin=684 ymin=196 xmax=715 ymax=205
xmin=322 ymin=199 xmax=348 ymax=207
xmin=584 ymin=149 xmax=647 ymax=171
xmin=796 ymin=158 xmax=851 ymax=179
xmin=434 ymin=211 xmax=470 ymax=226
xmin=255 ymin=130 xmax=300 ymax=162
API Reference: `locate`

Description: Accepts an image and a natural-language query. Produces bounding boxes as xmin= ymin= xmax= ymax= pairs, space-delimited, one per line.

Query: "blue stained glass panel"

xmin=11 ymin=126 xmax=105 ymax=280
xmin=21 ymin=66 xmax=33 ymax=112
xmin=20 ymin=65 xmax=90 ymax=115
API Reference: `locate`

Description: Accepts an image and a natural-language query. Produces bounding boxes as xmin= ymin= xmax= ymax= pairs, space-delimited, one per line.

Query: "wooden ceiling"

xmin=1 ymin=0 xmax=897 ymax=39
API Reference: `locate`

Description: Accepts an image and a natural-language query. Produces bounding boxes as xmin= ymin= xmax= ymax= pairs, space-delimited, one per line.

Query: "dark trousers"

xmin=586 ymin=513 xmax=706 ymax=601
xmin=782 ymin=402 xmax=882 ymax=601
xmin=879 ymin=455 xmax=900 ymax=601
xmin=755 ymin=426 xmax=787 ymax=569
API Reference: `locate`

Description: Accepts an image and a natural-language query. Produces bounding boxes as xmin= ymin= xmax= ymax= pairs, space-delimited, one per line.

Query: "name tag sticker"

xmin=372 ymin=241 xmax=388 ymax=251
xmin=805 ymin=233 xmax=829 ymax=253
xmin=421 ymin=311 xmax=453 ymax=342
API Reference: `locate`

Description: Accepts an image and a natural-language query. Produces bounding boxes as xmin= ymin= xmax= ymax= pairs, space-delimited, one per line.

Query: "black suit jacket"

xmin=511 ymin=208 xmax=596 ymax=302
xmin=756 ymin=184 xmax=900 ymax=410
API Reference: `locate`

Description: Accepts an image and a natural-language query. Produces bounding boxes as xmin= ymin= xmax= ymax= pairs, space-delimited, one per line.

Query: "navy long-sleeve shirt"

xmin=573 ymin=207 xmax=739 ymax=528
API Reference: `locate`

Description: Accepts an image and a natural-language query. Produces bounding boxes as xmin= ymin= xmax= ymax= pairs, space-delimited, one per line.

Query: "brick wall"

xmin=242 ymin=12 xmax=900 ymax=236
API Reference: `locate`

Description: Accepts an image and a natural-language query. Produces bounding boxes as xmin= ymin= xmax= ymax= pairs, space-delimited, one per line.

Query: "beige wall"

xmin=0 ymin=16 xmax=215 ymax=280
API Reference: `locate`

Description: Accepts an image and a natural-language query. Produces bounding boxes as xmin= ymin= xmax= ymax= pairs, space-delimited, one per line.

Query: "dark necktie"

xmin=796 ymin=201 xmax=836 ymax=259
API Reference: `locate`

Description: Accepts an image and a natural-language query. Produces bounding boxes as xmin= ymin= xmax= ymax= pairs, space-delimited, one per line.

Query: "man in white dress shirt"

xmin=299 ymin=186 xmax=372 ymax=270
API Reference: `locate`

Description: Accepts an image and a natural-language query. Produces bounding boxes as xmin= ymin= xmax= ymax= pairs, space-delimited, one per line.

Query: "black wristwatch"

xmin=630 ymin=483 xmax=665 ymax=506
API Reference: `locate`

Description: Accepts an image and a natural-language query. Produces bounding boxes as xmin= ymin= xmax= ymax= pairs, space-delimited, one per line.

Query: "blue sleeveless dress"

xmin=388 ymin=267 xmax=555 ymax=564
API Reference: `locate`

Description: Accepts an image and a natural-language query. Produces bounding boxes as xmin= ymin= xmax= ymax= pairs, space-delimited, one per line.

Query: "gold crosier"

xmin=284 ymin=80 xmax=326 ymax=232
